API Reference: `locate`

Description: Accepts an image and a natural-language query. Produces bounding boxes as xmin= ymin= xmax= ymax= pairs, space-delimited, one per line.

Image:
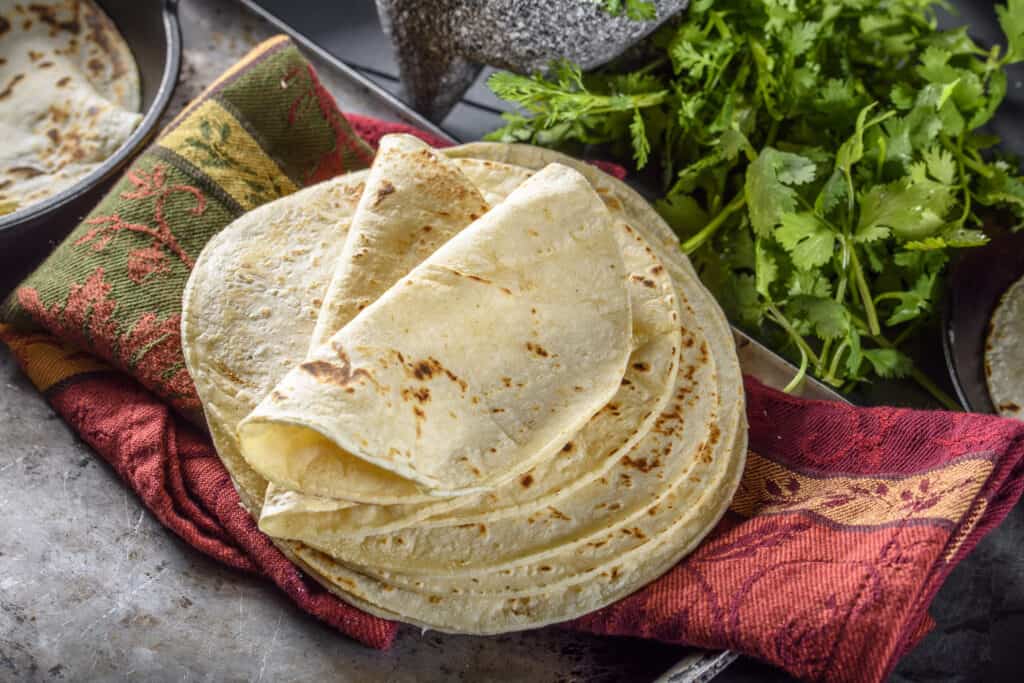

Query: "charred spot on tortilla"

xmin=299 ymin=359 xmax=372 ymax=387
xmin=525 ymin=342 xmax=549 ymax=358
xmin=373 ymin=179 xmax=396 ymax=205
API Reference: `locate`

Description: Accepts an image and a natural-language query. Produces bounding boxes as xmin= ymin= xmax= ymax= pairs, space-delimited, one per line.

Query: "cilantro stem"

xmin=944 ymin=136 xmax=995 ymax=179
xmin=824 ymin=340 xmax=851 ymax=385
xmin=682 ymin=194 xmax=747 ymax=253
xmin=848 ymin=243 xmax=881 ymax=336
xmin=782 ymin=345 xmax=809 ymax=394
xmin=767 ymin=304 xmax=821 ymax=367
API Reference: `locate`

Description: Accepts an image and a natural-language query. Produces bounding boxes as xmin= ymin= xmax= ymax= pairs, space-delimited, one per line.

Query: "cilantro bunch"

xmin=488 ymin=0 xmax=1024 ymax=407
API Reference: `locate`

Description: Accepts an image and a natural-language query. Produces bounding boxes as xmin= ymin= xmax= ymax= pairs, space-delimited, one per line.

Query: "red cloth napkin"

xmin=4 ymin=85 xmax=1024 ymax=683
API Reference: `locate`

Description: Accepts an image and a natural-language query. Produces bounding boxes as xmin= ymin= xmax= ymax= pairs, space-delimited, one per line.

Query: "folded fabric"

xmin=3 ymin=36 xmax=1024 ymax=683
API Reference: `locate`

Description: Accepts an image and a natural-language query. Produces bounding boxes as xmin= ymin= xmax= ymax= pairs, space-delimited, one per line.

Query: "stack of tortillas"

xmin=182 ymin=135 xmax=747 ymax=634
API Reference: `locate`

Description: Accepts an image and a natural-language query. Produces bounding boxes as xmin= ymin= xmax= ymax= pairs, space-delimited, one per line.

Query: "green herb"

xmin=489 ymin=0 xmax=1024 ymax=408
xmin=595 ymin=0 xmax=658 ymax=20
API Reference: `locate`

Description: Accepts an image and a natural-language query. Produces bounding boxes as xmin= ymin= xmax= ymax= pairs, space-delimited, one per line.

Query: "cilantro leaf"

xmin=755 ymin=239 xmax=779 ymax=298
xmin=977 ymin=161 xmax=1024 ymax=220
xmin=882 ymin=273 xmax=935 ymax=325
xmin=595 ymin=0 xmax=656 ymax=20
xmin=787 ymin=270 xmax=832 ymax=298
xmin=922 ymin=145 xmax=957 ymax=185
xmin=792 ymin=296 xmax=848 ymax=340
xmin=733 ymin=273 xmax=764 ymax=327
xmin=815 ymin=168 xmax=848 ymax=216
xmin=997 ymin=0 xmax=1024 ymax=62
xmin=863 ymin=348 xmax=914 ymax=378
xmin=745 ymin=148 xmax=816 ymax=236
xmin=630 ymin=109 xmax=651 ymax=168
xmin=656 ymin=193 xmax=709 ymax=236
xmin=857 ymin=177 xmax=955 ymax=242
xmin=776 ymin=212 xmax=836 ymax=270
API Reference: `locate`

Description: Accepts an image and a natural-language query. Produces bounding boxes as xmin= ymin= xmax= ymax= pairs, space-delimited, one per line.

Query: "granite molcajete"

xmin=374 ymin=0 xmax=689 ymax=120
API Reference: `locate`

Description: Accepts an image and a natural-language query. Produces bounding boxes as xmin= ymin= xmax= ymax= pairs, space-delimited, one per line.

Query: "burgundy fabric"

xmin=571 ymin=377 xmax=1024 ymax=682
xmin=46 ymin=370 xmax=397 ymax=649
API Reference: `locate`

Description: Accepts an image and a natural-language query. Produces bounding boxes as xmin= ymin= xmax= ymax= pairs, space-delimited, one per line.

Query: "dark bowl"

xmin=943 ymin=229 xmax=1024 ymax=414
xmin=0 ymin=0 xmax=181 ymax=298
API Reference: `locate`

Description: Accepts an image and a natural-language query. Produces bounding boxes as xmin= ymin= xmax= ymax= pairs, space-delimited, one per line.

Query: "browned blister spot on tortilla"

xmin=409 ymin=357 xmax=444 ymax=381
xmin=412 ymin=405 xmax=426 ymax=438
xmin=443 ymin=368 xmax=468 ymax=392
xmin=999 ymin=402 xmax=1021 ymax=413
xmin=547 ymin=506 xmax=570 ymax=521
xmin=520 ymin=473 xmax=534 ymax=488
xmin=372 ymin=179 xmax=396 ymax=205
xmin=629 ymin=274 xmax=657 ymax=288
xmin=525 ymin=342 xmax=549 ymax=358
xmin=45 ymin=128 xmax=60 ymax=144
xmin=400 ymin=386 xmax=431 ymax=403
xmin=602 ymin=196 xmax=623 ymax=212
xmin=28 ymin=3 xmax=80 ymax=34
xmin=632 ymin=361 xmax=650 ymax=372
xmin=0 ymin=15 xmax=9 ymax=36
xmin=300 ymin=355 xmax=372 ymax=387
xmin=0 ymin=73 xmax=25 ymax=100
xmin=697 ymin=440 xmax=713 ymax=464
xmin=82 ymin=4 xmax=128 ymax=79
xmin=620 ymin=455 xmax=660 ymax=473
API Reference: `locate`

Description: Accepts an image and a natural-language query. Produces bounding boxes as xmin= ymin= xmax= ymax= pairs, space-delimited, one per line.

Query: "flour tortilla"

xmin=986 ymin=273 xmax=1024 ymax=420
xmin=237 ymin=163 xmax=634 ymax=499
xmin=182 ymin=142 xmax=746 ymax=634
xmin=0 ymin=0 xmax=142 ymax=216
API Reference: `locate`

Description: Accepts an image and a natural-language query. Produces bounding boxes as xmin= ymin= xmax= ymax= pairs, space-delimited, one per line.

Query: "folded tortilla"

xmin=237 ymin=163 xmax=633 ymax=499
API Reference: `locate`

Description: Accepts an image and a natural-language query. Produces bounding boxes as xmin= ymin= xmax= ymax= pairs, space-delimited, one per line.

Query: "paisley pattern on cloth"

xmin=3 ymin=37 xmax=1024 ymax=682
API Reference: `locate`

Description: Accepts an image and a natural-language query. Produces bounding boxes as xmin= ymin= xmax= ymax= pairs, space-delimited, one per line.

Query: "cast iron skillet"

xmin=944 ymin=229 xmax=1024 ymax=414
xmin=0 ymin=0 xmax=181 ymax=298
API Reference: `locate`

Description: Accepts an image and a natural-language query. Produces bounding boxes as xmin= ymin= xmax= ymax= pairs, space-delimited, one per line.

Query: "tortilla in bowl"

xmin=0 ymin=0 xmax=142 ymax=217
